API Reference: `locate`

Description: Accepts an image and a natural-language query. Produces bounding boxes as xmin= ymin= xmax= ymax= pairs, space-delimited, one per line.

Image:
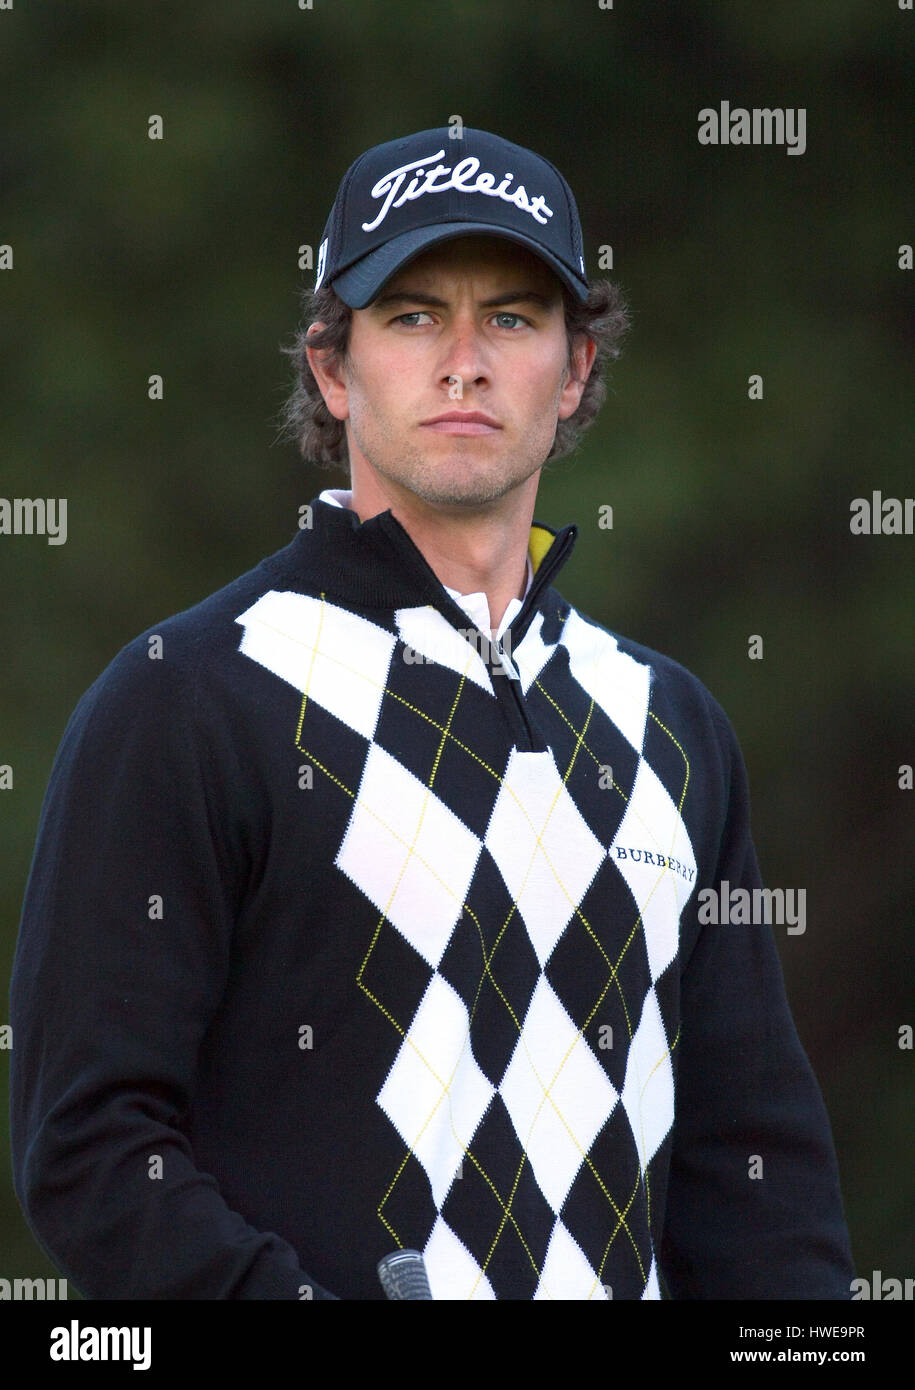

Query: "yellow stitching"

xmin=348 ymin=662 xmax=538 ymax=1273
xmin=283 ymin=602 xmax=693 ymax=1294
xmin=375 ymin=725 xmax=569 ymax=1291
xmin=532 ymin=677 xmax=691 ymax=895
xmin=648 ymin=711 xmax=691 ymax=817
xmin=641 ymin=1021 xmax=682 ymax=1233
xmin=294 ymin=590 xmax=328 ymax=730
xmin=318 ymin=686 xmax=643 ymax=1285
xmin=591 ymin=1167 xmax=647 ymax=1293
xmin=454 ymin=702 xmax=644 ymax=1287
xmin=473 ymin=1152 xmax=533 ymax=1297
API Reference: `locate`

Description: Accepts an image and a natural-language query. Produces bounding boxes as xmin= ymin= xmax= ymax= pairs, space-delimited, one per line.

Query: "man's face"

xmin=308 ymin=235 xmax=594 ymax=510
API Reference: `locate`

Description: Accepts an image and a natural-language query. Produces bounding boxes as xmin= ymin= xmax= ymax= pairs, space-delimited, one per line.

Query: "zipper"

xmin=379 ymin=510 xmax=578 ymax=752
xmin=436 ymin=591 xmax=540 ymax=751
xmin=493 ymin=638 xmax=537 ymax=750
xmin=503 ymin=523 xmax=578 ymax=650
xmin=493 ymin=523 xmax=577 ymax=750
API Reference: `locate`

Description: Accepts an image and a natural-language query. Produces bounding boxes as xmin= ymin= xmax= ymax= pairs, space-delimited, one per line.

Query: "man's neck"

xmin=346 ymin=473 xmax=537 ymax=632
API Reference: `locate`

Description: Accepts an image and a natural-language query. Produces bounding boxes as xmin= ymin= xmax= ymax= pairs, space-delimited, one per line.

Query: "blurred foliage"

xmin=1 ymin=0 xmax=911 ymax=1291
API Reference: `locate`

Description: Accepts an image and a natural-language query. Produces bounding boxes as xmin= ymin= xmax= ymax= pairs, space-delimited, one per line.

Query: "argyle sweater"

xmin=9 ymin=494 xmax=855 ymax=1300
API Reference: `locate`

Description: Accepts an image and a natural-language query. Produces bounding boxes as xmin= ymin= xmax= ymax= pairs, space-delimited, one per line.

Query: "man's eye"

xmin=393 ymin=311 xmax=530 ymax=329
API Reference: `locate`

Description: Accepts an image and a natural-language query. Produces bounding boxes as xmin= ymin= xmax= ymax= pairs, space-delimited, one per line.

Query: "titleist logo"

xmin=361 ymin=149 xmax=555 ymax=232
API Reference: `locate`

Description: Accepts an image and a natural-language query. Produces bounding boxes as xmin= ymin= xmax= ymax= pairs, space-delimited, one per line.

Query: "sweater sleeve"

xmin=658 ymin=701 xmax=856 ymax=1299
xmin=8 ymin=637 xmax=337 ymax=1300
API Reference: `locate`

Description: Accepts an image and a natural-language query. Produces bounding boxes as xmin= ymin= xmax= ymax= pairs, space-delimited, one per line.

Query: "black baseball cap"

xmin=313 ymin=126 xmax=590 ymax=309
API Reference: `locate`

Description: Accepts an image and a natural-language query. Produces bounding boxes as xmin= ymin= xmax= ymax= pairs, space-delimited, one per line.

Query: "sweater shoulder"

xmin=64 ymin=535 xmax=301 ymax=729
xmin=554 ymin=596 xmax=736 ymax=746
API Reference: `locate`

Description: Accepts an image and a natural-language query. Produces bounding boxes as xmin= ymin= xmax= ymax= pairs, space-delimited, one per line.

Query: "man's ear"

xmin=304 ymin=322 xmax=350 ymax=423
xmin=558 ymin=333 xmax=597 ymax=421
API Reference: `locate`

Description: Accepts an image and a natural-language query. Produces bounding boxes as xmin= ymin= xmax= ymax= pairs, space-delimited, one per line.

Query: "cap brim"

xmin=331 ymin=222 xmax=589 ymax=308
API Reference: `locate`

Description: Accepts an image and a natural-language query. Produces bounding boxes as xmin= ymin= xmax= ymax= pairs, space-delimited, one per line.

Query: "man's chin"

xmin=361 ymin=446 xmax=543 ymax=511
xmin=407 ymin=461 xmax=530 ymax=506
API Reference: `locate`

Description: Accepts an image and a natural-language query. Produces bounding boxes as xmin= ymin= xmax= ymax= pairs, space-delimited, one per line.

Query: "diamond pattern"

xmin=424 ymin=1215 xmax=496 ymax=1300
xmin=484 ymin=748 xmax=605 ymax=967
xmin=562 ymin=608 xmax=651 ymax=753
xmin=377 ymin=973 xmax=495 ymax=1208
xmin=500 ymin=975 xmax=619 ymax=1212
xmin=395 ymin=604 xmax=495 ymax=693
xmin=336 ymin=742 xmax=482 ymax=967
xmin=535 ymin=1220 xmax=611 ymax=1300
xmin=237 ymin=564 xmax=698 ymax=1300
xmin=620 ymin=986 xmax=676 ymax=1170
xmin=610 ymin=756 xmax=697 ymax=982
xmin=236 ymin=590 xmax=396 ymax=739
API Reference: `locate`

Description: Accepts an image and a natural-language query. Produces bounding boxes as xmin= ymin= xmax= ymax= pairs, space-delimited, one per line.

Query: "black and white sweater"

xmin=10 ymin=492 xmax=855 ymax=1300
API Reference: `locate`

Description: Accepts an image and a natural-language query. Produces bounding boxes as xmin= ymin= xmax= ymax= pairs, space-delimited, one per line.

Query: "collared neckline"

xmin=320 ymin=487 xmax=530 ymax=635
xmin=300 ymin=487 xmax=577 ymax=651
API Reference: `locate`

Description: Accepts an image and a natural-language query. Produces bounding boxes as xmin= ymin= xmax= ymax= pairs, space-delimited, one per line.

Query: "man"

xmin=10 ymin=126 xmax=855 ymax=1299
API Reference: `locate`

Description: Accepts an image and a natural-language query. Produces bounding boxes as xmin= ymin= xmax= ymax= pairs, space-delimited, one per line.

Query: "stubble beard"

xmin=362 ymin=435 xmax=544 ymax=509
xmin=346 ymin=376 xmax=567 ymax=510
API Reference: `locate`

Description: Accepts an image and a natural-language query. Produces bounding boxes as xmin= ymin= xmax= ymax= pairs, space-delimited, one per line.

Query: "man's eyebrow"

xmin=370 ymin=289 xmax=559 ymax=311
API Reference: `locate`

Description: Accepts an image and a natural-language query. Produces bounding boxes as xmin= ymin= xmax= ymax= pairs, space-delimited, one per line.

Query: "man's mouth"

xmin=420 ymin=411 xmax=502 ymax=436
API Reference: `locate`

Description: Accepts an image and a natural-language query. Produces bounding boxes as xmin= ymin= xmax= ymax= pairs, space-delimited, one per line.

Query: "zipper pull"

xmin=494 ymin=635 xmax=520 ymax=682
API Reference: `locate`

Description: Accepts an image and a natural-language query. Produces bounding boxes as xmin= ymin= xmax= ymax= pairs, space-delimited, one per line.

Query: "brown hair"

xmin=276 ymin=276 xmax=631 ymax=470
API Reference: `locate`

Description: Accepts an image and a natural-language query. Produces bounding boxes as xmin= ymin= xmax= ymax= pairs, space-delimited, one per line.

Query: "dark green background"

xmin=1 ymin=0 xmax=912 ymax=1295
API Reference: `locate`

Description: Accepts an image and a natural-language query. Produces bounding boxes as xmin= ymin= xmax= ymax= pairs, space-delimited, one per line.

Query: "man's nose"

xmin=438 ymin=315 xmax=490 ymax=388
